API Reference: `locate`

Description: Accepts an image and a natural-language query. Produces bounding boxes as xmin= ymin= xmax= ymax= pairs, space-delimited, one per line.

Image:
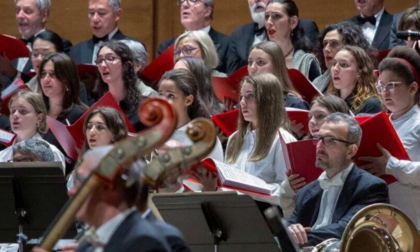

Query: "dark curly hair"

xmin=267 ymin=0 xmax=313 ymax=52
xmin=315 ymin=21 xmax=378 ymax=72
xmin=97 ymin=40 xmax=141 ymax=115
xmin=159 ymin=69 xmax=210 ymax=120
xmin=379 ymin=46 xmax=420 ymax=103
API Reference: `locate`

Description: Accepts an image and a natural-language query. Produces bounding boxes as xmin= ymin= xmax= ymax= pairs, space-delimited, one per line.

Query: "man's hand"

xmin=359 ymin=143 xmax=391 ymax=177
xmin=193 ymin=169 xmax=218 ymax=192
xmin=285 ymin=170 xmax=306 ymax=193
xmin=288 ymin=223 xmax=311 ymax=245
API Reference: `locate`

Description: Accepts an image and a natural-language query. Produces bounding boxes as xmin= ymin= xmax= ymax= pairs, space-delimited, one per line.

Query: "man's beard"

xmin=249 ymin=2 xmax=266 ymax=28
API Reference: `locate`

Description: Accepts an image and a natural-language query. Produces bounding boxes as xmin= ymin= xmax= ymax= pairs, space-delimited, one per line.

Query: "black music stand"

xmin=151 ymin=192 xmax=280 ymax=252
xmin=264 ymin=207 xmax=300 ymax=252
xmin=0 ymin=162 xmax=77 ymax=251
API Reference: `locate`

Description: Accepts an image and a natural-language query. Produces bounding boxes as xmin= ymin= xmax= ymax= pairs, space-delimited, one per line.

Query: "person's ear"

xmin=289 ymin=16 xmax=299 ymax=30
xmin=348 ymin=144 xmax=358 ymax=160
xmin=185 ymin=94 xmax=194 ymax=107
xmin=115 ymin=8 xmax=122 ymax=22
xmin=40 ymin=9 xmax=48 ymax=24
xmin=134 ymin=62 xmax=142 ymax=73
xmin=37 ymin=113 xmax=44 ymax=126
xmin=204 ymin=6 xmax=212 ymax=19
xmin=410 ymin=81 xmax=418 ymax=97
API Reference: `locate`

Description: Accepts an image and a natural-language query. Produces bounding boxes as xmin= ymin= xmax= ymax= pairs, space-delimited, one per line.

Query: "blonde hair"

xmin=328 ymin=45 xmax=381 ymax=112
xmin=175 ymin=30 xmax=219 ymax=69
xmin=9 ymin=90 xmax=48 ymax=134
xmin=226 ymin=73 xmax=288 ymax=163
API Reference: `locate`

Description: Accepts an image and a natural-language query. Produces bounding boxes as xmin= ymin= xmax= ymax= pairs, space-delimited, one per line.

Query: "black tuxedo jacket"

xmin=390 ymin=11 xmax=406 ymax=48
xmin=226 ymin=19 xmax=319 ymax=75
xmin=76 ymin=211 xmax=171 ymax=252
xmin=69 ymin=30 xmax=133 ymax=64
xmin=156 ymin=27 xmax=230 ymax=73
xmin=144 ymin=210 xmax=190 ymax=252
xmin=349 ymin=10 xmax=394 ymax=50
xmin=288 ymin=165 xmax=389 ymax=246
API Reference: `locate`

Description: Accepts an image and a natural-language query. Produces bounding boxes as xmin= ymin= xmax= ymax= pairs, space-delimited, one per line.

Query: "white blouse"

xmin=0 ymin=133 xmax=66 ymax=173
xmin=227 ymin=127 xmax=296 ymax=205
xmin=387 ymin=105 xmax=420 ymax=229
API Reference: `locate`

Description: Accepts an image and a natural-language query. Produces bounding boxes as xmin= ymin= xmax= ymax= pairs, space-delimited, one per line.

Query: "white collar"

xmin=95 ymin=207 xmax=136 ymax=244
xmin=360 ymin=7 xmax=384 ymax=25
xmin=186 ymin=25 xmax=211 ymax=34
xmin=13 ymin=132 xmax=42 ymax=145
xmin=318 ymin=163 xmax=353 ymax=189
xmin=107 ymin=27 xmax=119 ymax=40
xmin=390 ymin=105 xmax=420 ymax=123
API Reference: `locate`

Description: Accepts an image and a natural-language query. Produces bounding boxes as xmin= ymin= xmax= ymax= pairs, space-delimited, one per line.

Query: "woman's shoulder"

xmin=357 ymin=96 xmax=383 ymax=115
xmin=61 ymin=104 xmax=87 ymax=124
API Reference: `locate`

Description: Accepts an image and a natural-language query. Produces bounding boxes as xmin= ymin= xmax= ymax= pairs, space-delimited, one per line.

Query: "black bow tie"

xmin=92 ymin=35 xmax=108 ymax=44
xmin=254 ymin=24 xmax=266 ymax=36
xmin=21 ymin=36 xmax=35 ymax=45
xmin=357 ymin=16 xmax=376 ymax=26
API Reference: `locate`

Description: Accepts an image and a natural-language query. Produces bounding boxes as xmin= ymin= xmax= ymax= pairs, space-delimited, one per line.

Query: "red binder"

xmin=212 ymin=66 xmax=248 ymax=103
xmin=76 ymin=64 xmax=97 ymax=79
xmin=141 ymin=45 xmax=175 ymax=84
xmin=355 ymin=112 xmax=407 ymax=184
xmin=280 ymin=137 xmax=322 ymax=184
xmin=287 ymin=69 xmax=322 ymax=104
xmin=0 ymin=129 xmax=17 ymax=147
xmin=46 ymin=116 xmax=79 ymax=160
xmin=286 ymin=108 xmax=309 ymax=134
xmin=377 ymin=49 xmax=391 ymax=64
xmin=1 ymin=78 xmax=30 ymax=116
xmin=0 ymin=34 xmax=30 ymax=61
xmin=211 ymin=109 xmax=239 ymax=137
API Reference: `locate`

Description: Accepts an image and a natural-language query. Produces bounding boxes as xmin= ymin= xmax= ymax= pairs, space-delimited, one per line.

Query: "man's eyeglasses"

xmin=173 ymin=46 xmax=199 ymax=58
xmin=312 ymin=135 xmax=354 ymax=147
xmin=376 ymin=81 xmax=404 ymax=93
xmin=31 ymin=52 xmax=52 ymax=59
xmin=95 ymin=55 xmax=120 ymax=66
xmin=177 ymin=0 xmax=204 ymax=6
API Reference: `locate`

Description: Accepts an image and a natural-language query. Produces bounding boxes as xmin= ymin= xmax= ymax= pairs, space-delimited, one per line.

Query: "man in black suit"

xmin=226 ymin=0 xmax=319 ymax=75
xmin=157 ymin=0 xmax=230 ymax=73
xmin=349 ymin=0 xmax=393 ymax=50
xmin=0 ymin=0 xmax=72 ymax=87
xmin=69 ymin=0 xmax=136 ymax=65
xmin=34 ymin=146 xmax=171 ymax=252
xmin=287 ymin=113 xmax=389 ymax=247
xmin=390 ymin=11 xmax=407 ymax=48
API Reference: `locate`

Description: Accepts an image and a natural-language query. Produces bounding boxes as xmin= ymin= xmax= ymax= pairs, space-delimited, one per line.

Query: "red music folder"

xmin=355 ymin=112 xmax=408 ymax=184
xmin=0 ymin=129 xmax=16 ymax=147
xmin=141 ymin=44 xmax=175 ymax=84
xmin=1 ymin=78 xmax=30 ymax=116
xmin=211 ymin=109 xmax=239 ymax=137
xmin=286 ymin=107 xmax=309 ymax=134
xmin=212 ymin=66 xmax=248 ymax=103
xmin=76 ymin=64 xmax=97 ymax=79
xmin=0 ymin=34 xmax=30 ymax=61
xmin=287 ymin=69 xmax=322 ymax=104
xmin=377 ymin=49 xmax=391 ymax=64
xmin=46 ymin=116 xmax=79 ymax=160
xmin=280 ymin=137 xmax=322 ymax=184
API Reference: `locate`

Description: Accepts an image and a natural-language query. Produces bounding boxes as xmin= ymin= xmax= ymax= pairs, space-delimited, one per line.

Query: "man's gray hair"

xmin=203 ymin=0 xmax=214 ymax=20
xmin=13 ymin=139 xmax=54 ymax=161
xmin=89 ymin=0 xmax=121 ymax=13
xmin=325 ymin=112 xmax=362 ymax=146
xmin=15 ymin=0 xmax=51 ymax=16
xmin=120 ymin=40 xmax=147 ymax=73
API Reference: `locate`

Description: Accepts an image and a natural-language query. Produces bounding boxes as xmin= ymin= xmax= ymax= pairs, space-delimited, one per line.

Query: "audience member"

xmin=0 ymin=90 xmax=65 ymax=168
xmin=96 ymin=41 xmax=147 ymax=132
xmin=359 ymin=46 xmax=420 ymax=229
xmin=265 ymin=0 xmax=321 ymax=81
xmin=12 ymin=138 xmax=54 ymax=162
xmin=313 ymin=21 xmax=375 ymax=94
xmin=120 ymin=40 xmax=158 ymax=97
xmin=174 ymin=56 xmax=223 ymax=114
xmin=348 ymin=0 xmax=393 ymax=50
xmin=226 ymin=0 xmax=319 ymax=75
xmin=329 ymin=45 xmax=383 ymax=115
xmin=157 ymin=0 xmax=230 ymax=73
xmin=287 ymin=113 xmax=389 ymax=246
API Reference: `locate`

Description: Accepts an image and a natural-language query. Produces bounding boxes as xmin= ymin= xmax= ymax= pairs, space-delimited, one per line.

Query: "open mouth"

xmin=333 ymin=76 xmax=340 ymax=81
xmin=267 ymin=29 xmax=276 ymax=36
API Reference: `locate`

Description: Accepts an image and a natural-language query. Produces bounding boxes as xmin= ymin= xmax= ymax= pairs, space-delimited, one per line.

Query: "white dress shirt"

xmin=92 ymin=207 xmax=136 ymax=252
xmin=386 ymin=105 xmax=420 ymax=229
xmin=0 ymin=133 xmax=66 ymax=173
xmin=226 ymin=127 xmax=296 ymax=205
xmin=91 ymin=27 xmax=119 ymax=64
xmin=170 ymin=123 xmax=224 ymax=162
xmin=360 ymin=8 xmax=384 ymax=45
xmin=312 ymin=163 xmax=353 ymax=229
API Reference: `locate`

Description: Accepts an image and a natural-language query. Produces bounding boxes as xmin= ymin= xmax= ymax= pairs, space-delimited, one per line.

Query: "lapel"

xmin=301 ymin=183 xmax=323 ymax=226
xmin=103 ymin=211 xmax=138 ymax=252
xmin=208 ymin=28 xmax=221 ymax=52
xmin=244 ymin=24 xmax=258 ymax=59
xmin=332 ymin=165 xmax=358 ymax=223
xmin=372 ymin=10 xmax=392 ymax=49
xmin=82 ymin=40 xmax=94 ymax=64
xmin=111 ymin=30 xmax=126 ymax=40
